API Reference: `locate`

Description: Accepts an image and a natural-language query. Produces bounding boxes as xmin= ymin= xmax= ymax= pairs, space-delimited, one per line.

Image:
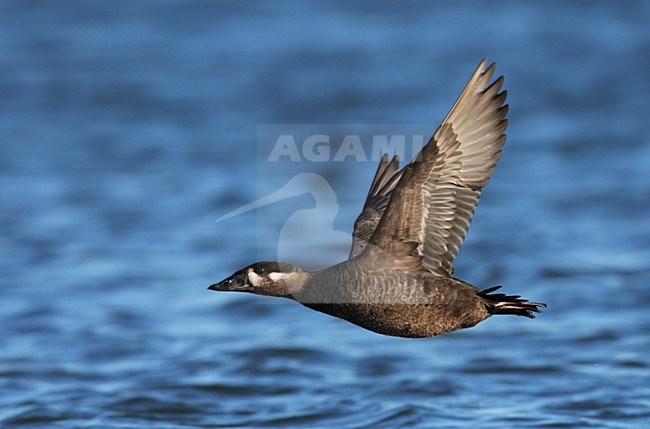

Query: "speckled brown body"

xmin=295 ymin=257 xmax=490 ymax=338
xmin=304 ymin=303 xmax=486 ymax=338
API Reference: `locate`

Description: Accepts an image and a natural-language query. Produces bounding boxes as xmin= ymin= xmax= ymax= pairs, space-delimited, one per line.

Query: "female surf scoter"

xmin=209 ymin=59 xmax=545 ymax=338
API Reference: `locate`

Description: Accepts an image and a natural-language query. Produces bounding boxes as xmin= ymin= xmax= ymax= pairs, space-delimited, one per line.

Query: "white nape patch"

xmin=269 ymin=272 xmax=288 ymax=282
xmin=247 ymin=269 xmax=263 ymax=287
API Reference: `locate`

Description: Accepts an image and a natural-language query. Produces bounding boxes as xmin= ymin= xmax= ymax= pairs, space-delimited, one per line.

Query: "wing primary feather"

xmin=348 ymin=153 xmax=403 ymax=259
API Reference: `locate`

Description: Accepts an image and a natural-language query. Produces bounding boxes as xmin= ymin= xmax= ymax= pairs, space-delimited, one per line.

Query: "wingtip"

xmin=493 ymin=74 xmax=505 ymax=86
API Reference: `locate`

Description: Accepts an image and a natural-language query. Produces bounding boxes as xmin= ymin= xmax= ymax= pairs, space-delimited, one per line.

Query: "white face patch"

xmin=269 ymin=272 xmax=288 ymax=282
xmin=247 ymin=269 xmax=263 ymax=287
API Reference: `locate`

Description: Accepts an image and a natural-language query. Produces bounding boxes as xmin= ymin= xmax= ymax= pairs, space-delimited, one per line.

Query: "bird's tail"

xmin=478 ymin=286 xmax=546 ymax=319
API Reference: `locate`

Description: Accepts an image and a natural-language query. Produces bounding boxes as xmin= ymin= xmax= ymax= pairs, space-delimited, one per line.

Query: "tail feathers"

xmin=478 ymin=286 xmax=546 ymax=319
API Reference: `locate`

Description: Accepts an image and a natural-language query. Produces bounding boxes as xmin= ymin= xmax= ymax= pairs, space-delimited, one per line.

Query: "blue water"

xmin=2 ymin=1 xmax=650 ymax=427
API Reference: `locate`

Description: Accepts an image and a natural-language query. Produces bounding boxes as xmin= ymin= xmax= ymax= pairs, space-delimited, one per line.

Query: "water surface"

xmin=1 ymin=1 xmax=649 ymax=427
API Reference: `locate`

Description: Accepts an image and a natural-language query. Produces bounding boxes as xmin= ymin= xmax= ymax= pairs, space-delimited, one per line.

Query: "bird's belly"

xmin=306 ymin=303 xmax=485 ymax=338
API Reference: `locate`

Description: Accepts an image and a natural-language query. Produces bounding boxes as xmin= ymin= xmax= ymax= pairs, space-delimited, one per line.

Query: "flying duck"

xmin=209 ymin=59 xmax=545 ymax=338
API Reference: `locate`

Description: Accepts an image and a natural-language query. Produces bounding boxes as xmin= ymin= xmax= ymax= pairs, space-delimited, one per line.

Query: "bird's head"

xmin=208 ymin=261 xmax=307 ymax=298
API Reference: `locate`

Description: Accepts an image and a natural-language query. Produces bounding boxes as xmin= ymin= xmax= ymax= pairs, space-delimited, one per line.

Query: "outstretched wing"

xmin=368 ymin=59 xmax=508 ymax=275
xmin=349 ymin=153 xmax=402 ymax=259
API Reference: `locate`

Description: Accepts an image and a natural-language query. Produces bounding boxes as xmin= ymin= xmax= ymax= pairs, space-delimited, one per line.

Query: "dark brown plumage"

xmin=210 ymin=59 xmax=546 ymax=338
